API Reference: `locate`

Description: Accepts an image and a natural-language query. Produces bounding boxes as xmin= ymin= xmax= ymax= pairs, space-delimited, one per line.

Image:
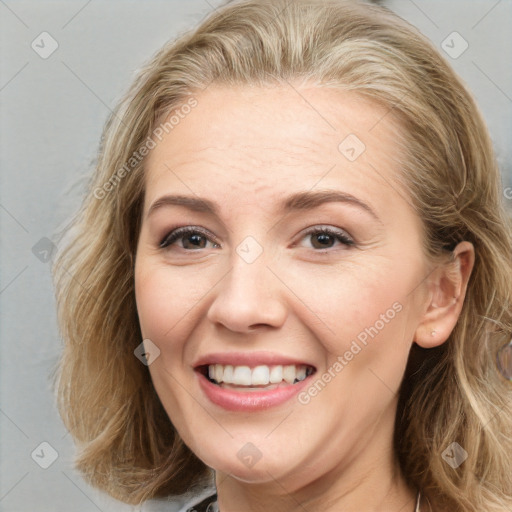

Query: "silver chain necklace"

xmin=415 ymin=490 xmax=422 ymax=511
xmin=209 ymin=490 xmax=422 ymax=512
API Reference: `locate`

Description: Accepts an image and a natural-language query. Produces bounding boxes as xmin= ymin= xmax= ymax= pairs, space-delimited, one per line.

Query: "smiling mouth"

xmin=197 ymin=363 xmax=316 ymax=391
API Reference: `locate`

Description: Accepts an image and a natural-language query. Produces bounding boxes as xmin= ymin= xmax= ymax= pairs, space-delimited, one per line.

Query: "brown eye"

xmin=160 ymin=227 xmax=219 ymax=250
xmin=300 ymin=226 xmax=354 ymax=250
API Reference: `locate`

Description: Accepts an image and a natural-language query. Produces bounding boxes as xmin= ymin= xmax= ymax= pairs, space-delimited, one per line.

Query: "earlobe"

xmin=414 ymin=241 xmax=475 ymax=348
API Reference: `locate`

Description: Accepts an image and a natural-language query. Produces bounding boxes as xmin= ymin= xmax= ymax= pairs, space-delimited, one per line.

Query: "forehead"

xmin=143 ymin=84 xmax=410 ymax=218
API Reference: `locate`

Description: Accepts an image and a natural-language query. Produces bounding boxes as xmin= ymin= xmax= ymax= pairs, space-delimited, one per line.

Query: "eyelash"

xmin=159 ymin=225 xmax=355 ymax=251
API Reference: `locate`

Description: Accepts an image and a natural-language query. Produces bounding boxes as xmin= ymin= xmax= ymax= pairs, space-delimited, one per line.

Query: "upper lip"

xmin=193 ymin=351 xmax=317 ymax=369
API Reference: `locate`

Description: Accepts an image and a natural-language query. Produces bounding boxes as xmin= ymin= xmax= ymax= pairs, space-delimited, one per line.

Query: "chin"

xmin=201 ymin=441 xmax=298 ymax=483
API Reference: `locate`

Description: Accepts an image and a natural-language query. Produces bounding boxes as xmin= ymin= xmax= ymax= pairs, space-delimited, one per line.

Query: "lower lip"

xmin=196 ymin=371 xmax=313 ymax=411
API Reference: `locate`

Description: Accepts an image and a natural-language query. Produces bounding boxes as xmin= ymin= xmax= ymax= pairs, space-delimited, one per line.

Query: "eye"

xmin=159 ymin=225 xmax=355 ymax=252
xmin=298 ymin=226 xmax=355 ymax=250
xmin=159 ymin=226 xmax=219 ymax=250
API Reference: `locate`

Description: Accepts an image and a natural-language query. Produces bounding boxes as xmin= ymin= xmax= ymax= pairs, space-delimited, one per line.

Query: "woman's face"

xmin=134 ymin=84 xmax=433 ymax=490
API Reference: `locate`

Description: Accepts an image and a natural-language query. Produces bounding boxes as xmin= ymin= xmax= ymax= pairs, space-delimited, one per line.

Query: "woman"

xmin=53 ymin=0 xmax=512 ymax=511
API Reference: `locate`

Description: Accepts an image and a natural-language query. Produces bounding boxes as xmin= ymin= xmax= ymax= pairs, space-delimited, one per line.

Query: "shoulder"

xmin=136 ymin=484 xmax=217 ymax=512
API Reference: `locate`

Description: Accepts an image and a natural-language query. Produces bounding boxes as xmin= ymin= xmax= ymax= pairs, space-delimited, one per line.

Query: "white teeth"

xmin=282 ymin=364 xmax=296 ymax=384
xmin=233 ymin=366 xmax=252 ymax=385
xmin=251 ymin=365 xmax=270 ymax=385
xmin=296 ymin=366 xmax=306 ymax=381
xmin=206 ymin=363 xmax=312 ymax=386
xmin=215 ymin=364 xmax=223 ymax=383
xmin=223 ymin=364 xmax=234 ymax=384
xmin=269 ymin=365 xmax=283 ymax=383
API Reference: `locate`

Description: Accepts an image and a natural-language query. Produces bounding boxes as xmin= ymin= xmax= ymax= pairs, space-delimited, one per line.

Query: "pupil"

xmin=313 ymin=233 xmax=333 ymax=248
xmin=184 ymin=234 xmax=206 ymax=249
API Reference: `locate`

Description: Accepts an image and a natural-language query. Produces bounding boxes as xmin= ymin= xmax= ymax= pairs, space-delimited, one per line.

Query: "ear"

xmin=414 ymin=241 xmax=475 ymax=348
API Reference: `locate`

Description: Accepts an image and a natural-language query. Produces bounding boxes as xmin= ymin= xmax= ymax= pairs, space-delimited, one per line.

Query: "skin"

xmin=134 ymin=84 xmax=474 ymax=512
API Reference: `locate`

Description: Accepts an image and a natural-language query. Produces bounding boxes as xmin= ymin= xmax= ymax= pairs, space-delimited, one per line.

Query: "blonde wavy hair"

xmin=53 ymin=0 xmax=512 ymax=509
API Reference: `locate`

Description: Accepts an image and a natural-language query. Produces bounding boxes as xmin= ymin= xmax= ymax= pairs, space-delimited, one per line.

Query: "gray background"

xmin=1 ymin=1 xmax=511 ymax=511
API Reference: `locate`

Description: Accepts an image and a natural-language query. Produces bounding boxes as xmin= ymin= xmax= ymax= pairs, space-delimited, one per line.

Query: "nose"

xmin=206 ymin=248 xmax=288 ymax=333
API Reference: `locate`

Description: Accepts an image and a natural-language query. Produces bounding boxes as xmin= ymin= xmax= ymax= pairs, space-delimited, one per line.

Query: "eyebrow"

xmin=147 ymin=190 xmax=382 ymax=224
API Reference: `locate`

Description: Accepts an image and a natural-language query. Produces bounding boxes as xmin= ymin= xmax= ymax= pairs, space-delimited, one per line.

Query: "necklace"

xmin=415 ymin=490 xmax=422 ymax=512
xmin=209 ymin=490 xmax=422 ymax=512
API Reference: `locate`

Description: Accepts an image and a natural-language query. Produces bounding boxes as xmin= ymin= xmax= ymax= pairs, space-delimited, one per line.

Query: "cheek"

xmin=134 ymin=264 xmax=195 ymax=420
xmin=134 ymin=262 xmax=209 ymax=339
xmin=290 ymin=266 xmax=414 ymax=426
xmin=134 ymin=270 xmax=170 ymax=339
xmin=286 ymin=261 xmax=420 ymax=409
xmin=285 ymin=260 xmax=411 ymax=357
